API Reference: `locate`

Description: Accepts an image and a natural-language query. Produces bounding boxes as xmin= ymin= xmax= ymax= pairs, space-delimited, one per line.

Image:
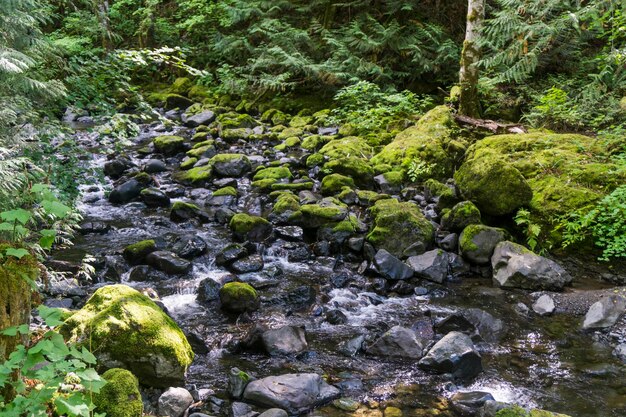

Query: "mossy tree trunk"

xmin=0 ymin=258 xmax=38 ymax=400
xmin=458 ymin=0 xmax=485 ymax=118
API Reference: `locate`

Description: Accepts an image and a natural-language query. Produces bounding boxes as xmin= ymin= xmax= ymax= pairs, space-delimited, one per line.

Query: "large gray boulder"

xmin=158 ymin=387 xmax=193 ymax=417
xmin=183 ymin=110 xmax=216 ymax=127
xmin=491 ymin=241 xmax=572 ymax=291
xmin=242 ymin=373 xmax=340 ymax=415
xmin=374 ymin=249 xmax=414 ymax=280
xmin=418 ymin=331 xmax=482 ymax=379
xmin=262 ymin=326 xmax=308 ymax=356
xmin=406 ymin=249 xmax=449 ymax=283
xmin=582 ymin=295 xmax=626 ymax=330
xmin=366 ymin=326 xmax=424 ymax=359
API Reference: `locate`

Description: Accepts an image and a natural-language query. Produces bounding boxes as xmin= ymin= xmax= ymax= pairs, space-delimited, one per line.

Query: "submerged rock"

xmin=582 ymin=295 xmax=626 ymax=329
xmin=61 ymin=285 xmax=194 ymax=388
xmin=146 ymin=250 xmax=192 ymax=275
xmin=109 ymin=179 xmax=144 ymax=204
xmin=491 ymin=241 xmax=572 ymax=291
xmin=418 ymin=331 xmax=482 ymax=379
xmin=262 ymin=326 xmax=308 ymax=356
xmin=242 ymin=373 xmax=340 ymax=414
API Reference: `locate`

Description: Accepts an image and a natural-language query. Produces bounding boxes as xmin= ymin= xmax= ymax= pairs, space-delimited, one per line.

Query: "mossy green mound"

xmin=219 ymin=282 xmax=259 ymax=313
xmin=324 ymin=157 xmax=374 ymax=186
xmin=216 ymin=112 xmax=258 ymax=130
xmin=169 ymin=77 xmax=192 ymax=95
xmin=62 ymin=285 xmax=194 ymax=388
xmin=186 ymin=142 xmax=215 ymax=158
xmin=213 ymin=186 xmax=237 ymax=197
xmin=319 ymin=136 xmax=373 ymax=159
xmin=441 ymin=201 xmax=481 ymax=232
xmin=94 ymin=368 xmax=143 ymax=417
xmin=253 ymin=166 xmax=293 ymax=181
xmin=122 ymin=239 xmax=156 ymax=264
xmin=495 ymin=406 xmax=571 ymax=417
xmin=321 ymin=173 xmax=355 ymax=195
xmin=462 ymin=132 xmax=626 ymax=226
xmin=370 ymin=106 xmax=465 ymax=179
xmin=173 ymin=164 xmax=212 ymax=185
xmin=229 ymin=213 xmax=272 ymax=241
xmin=153 ymin=135 xmax=186 ymax=156
xmin=294 ymin=198 xmax=349 ymax=228
xmin=272 ymin=193 xmax=301 ymax=215
xmin=366 ymin=198 xmax=435 ymax=258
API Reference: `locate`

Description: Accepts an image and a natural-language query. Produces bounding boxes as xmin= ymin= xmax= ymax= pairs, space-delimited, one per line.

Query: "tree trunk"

xmin=0 ymin=257 xmax=38 ymax=400
xmin=458 ymin=0 xmax=485 ymax=118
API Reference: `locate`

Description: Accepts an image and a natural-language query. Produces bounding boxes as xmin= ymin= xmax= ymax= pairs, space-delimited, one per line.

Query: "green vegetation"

xmin=93 ymin=368 xmax=143 ymax=417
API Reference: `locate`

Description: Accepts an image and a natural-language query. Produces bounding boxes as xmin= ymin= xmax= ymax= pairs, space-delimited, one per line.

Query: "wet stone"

xmin=143 ymin=159 xmax=167 ymax=173
xmin=197 ymin=278 xmax=222 ymax=303
xmin=262 ymin=325 xmax=308 ymax=356
xmin=326 ymin=309 xmax=348 ymax=325
xmin=216 ymin=244 xmax=248 ymax=266
xmin=230 ymin=254 xmax=264 ymax=273
xmin=374 ymin=249 xmax=414 ymax=280
xmin=275 ymin=226 xmax=304 ymax=241
xmin=146 ymin=250 xmax=192 ymax=274
xmin=171 ymin=235 xmax=207 ymax=259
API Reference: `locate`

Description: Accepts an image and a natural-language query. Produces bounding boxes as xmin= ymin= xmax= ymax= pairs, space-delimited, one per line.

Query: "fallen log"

xmin=454 ymin=114 xmax=527 ymax=134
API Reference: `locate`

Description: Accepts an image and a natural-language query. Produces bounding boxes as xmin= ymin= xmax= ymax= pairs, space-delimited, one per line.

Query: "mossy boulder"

xmin=271 ymin=181 xmax=314 ymax=191
xmin=294 ymin=198 xmax=349 ymax=228
xmin=306 ymin=153 xmax=325 ymax=168
xmin=455 ymin=156 xmax=532 ymax=216
xmin=366 ymin=198 xmax=435 ymax=258
xmin=123 ymin=239 xmax=156 ymax=264
xmin=173 ymin=164 xmax=212 ymax=185
xmin=370 ymin=106 xmax=465 ymax=179
xmin=289 ymin=115 xmax=314 ymax=128
xmin=254 ymin=166 xmax=293 ymax=181
xmin=216 ymin=112 xmax=258 ymax=130
xmin=62 ymin=285 xmax=194 ymax=388
xmin=219 ymin=282 xmax=259 ymax=313
xmin=180 ymin=157 xmax=198 ymax=170
xmin=213 ymin=186 xmax=237 ymax=197
xmin=94 ymin=368 xmax=143 ymax=417
xmin=169 ymin=77 xmax=193 ymax=95
xmin=272 ymin=193 xmax=301 ymax=215
xmin=319 ymin=136 xmax=372 ymax=160
xmin=324 ymin=157 xmax=374 ymax=187
xmin=277 ymin=127 xmax=304 ymax=141
xmin=186 ymin=141 xmax=216 ymax=158
xmin=321 ymin=173 xmax=355 ymax=195
xmin=210 ymin=153 xmax=251 ymax=177
xmin=302 ymin=135 xmax=332 ymax=151
xmin=164 ymin=94 xmax=193 ymax=109
xmin=229 ymin=213 xmax=272 ymax=241
xmin=459 ymin=224 xmax=508 ymax=265
xmin=461 ymin=132 xmax=626 ymax=231
xmin=423 ymin=179 xmax=458 ymax=209
xmin=153 ymin=135 xmax=186 ymax=156
xmin=441 ymin=201 xmax=481 ymax=232
xmin=221 ymin=127 xmax=253 ymax=142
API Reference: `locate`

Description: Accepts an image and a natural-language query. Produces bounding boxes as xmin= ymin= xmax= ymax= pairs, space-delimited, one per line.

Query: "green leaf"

xmin=54 ymin=395 xmax=92 ymax=417
xmin=41 ymin=200 xmax=71 ymax=218
xmin=0 ymin=324 xmax=29 ymax=336
xmin=39 ymin=228 xmax=57 ymax=249
xmin=38 ymin=305 xmax=65 ymax=327
xmin=0 ymin=209 xmax=31 ymax=225
xmin=5 ymin=248 xmax=29 ymax=259
xmin=0 ymin=222 xmax=14 ymax=231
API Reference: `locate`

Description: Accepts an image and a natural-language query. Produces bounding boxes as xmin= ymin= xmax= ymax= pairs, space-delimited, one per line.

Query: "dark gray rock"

xmin=242 ymin=373 xmax=340 ymax=415
xmin=144 ymin=159 xmax=167 ymax=174
xmin=128 ymin=265 xmax=169 ymax=282
xmin=339 ymin=335 xmax=365 ymax=357
xmin=275 ymin=226 xmax=304 ymax=241
xmin=440 ymin=233 xmax=458 ymax=252
xmin=216 ymin=244 xmax=248 ymax=266
xmin=262 ymin=326 xmax=308 ymax=356
xmin=463 ymin=308 xmax=506 ymax=343
xmin=158 ymin=387 xmax=194 ymax=417
xmin=418 ymin=331 xmax=482 ymax=379
xmin=197 ymin=278 xmax=222 ymax=303
xmin=491 ymin=241 xmax=572 ymax=291
xmin=374 ymin=174 xmax=401 ymax=195
xmin=450 ymin=391 xmax=495 ymax=415
xmin=406 ymin=249 xmax=449 ymax=284
xmin=79 ymin=221 xmax=111 ymax=234
xmin=230 ymin=254 xmax=264 ymax=273
xmin=229 ymin=367 xmax=254 ymax=399
xmin=109 ymin=179 xmax=144 ymax=204
xmin=104 ymin=157 xmax=135 ymax=179
xmin=374 ymin=249 xmax=414 ymax=280
xmin=184 ymin=110 xmax=216 ymax=127
xmin=140 ymin=187 xmax=171 ymax=207
xmin=171 ymin=235 xmax=207 ymax=259
xmin=212 ymin=154 xmax=251 ymax=177
xmin=366 ymin=326 xmax=423 ymax=359
xmin=582 ymin=295 xmax=626 ymax=330
xmin=459 ymin=225 xmax=508 ymax=265
xmin=146 ymin=250 xmax=192 ymax=274
xmin=325 ymin=309 xmax=348 ymax=325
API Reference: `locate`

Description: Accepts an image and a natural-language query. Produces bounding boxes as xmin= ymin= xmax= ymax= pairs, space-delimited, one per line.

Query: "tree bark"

xmin=458 ymin=0 xmax=485 ymax=118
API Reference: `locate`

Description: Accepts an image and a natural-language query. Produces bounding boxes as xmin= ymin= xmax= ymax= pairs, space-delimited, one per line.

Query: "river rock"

xmin=171 ymin=234 xmax=207 ymax=258
xmin=276 ymin=226 xmax=304 ymax=241
xmin=262 ymin=325 xmax=308 ymax=356
xmin=197 ymin=277 xmax=222 ymax=303
xmin=440 ymin=201 xmax=481 ymax=232
xmin=61 ymin=285 xmax=194 ymax=388
xmin=216 ymin=243 xmax=248 ymax=266
xmin=211 ymin=154 xmax=252 ymax=177
xmin=450 ymin=391 xmax=495 ymax=415
xmin=220 ymin=282 xmax=259 ymax=313
xmin=230 ymin=254 xmax=264 ymax=273
xmin=128 ymin=265 xmax=168 ymax=282
xmin=366 ymin=326 xmax=423 ymax=359
xmin=406 ymin=249 xmax=449 ymax=284
xmin=184 ymin=110 xmax=216 ymax=127
xmin=258 ymin=409 xmax=288 ymax=417
xmin=459 ymin=225 xmax=507 ymax=265
xmin=491 ymin=241 xmax=572 ymax=291
xmin=109 ymin=179 xmax=144 ymax=204
xmin=242 ymin=373 xmax=340 ymax=414
xmin=582 ymin=295 xmax=626 ymax=330
xmin=326 ymin=309 xmax=348 ymax=324
xmin=143 ymin=158 xmax=167 ymax=173
xmin=104 ymin=157 xmax=135 ymax=179
xmin=229 ymin=367 xmax=254 ymax=399
xmin=463 ymin=308 xmax=506 ymax=343
xmin=231 ymin=402 xmax=258 ymax=417
xmin=158 ymin=387 xmax=194 ymax=417
xmin=140 ymin=187 xmax=171 ymax=207
xmin=532 ymin=294 xmax=556 ymax=316
xmin=374 ymin=249 xmax=414 ymax=280
xmin=146 ymin=250 xmax=192 ymax=274
xmin=418 ymin=331 xmax=482 ymax=379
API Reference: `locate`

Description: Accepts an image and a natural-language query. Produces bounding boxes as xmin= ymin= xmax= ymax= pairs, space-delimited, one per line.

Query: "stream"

xmin=47 ymin=109 xmax=626 ymax=417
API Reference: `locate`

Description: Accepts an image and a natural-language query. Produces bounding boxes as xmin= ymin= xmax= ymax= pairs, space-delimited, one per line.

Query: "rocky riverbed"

xmin=45 ymin=100 xmax=626 ymax=417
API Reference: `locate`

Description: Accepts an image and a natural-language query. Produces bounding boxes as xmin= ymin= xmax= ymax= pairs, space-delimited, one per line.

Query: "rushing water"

xmin=50 ymin=117 xmax=626 ymax=417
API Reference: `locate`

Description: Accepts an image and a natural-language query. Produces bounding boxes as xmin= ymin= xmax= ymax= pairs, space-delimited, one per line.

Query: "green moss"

xmin=441 ymin=201 xmax=481 ymax=232
xmin=62 ymin=285 xmax=193 ymax=387
xmin=229 ymin=213 xmax=270 ymax=234
xmin=123 ymin=240 xmax=156 ymax=263
xmin=253 ymin=166 xmax=293 ymax=181
xmin=459 ymin=224 xmax=482 ymax=252
xmin=366 ymin=198 xmax=435 ymax=257
xmin=216 ymin=112 xmax=257 ymax=130
xmin=252 ymin=179 xmax=277 ymax=191
xmin=213 ymin=186 xmax=237 ymax=197
xmin=296 ymin=199 xmax=348 ymax=227
xmin=383 ymin=171 xmax=404 ymax=186
xmin=164 ymin=94 xmax=193 ymax=109
xmin=321 ymin=173 xmax=355 ymax=195
xmin=319 ymin=136 xmax=372 ymax=159
xmin=191 ymin=131 xmax=209 ymax=142
xmin=273 ymin=193 xmax=301 ymax=214
xmin=306 ymin=153 xmax=325 ymax=168
xmin=172 ymin=201 xmax=200 ymax=212
xmin=423 ymin=179 xmax=457 ymax=208
xmin=188 ymin=85 xmax=211 ymax=101
xmin=496 ymin=407 xmax=528 ymax=417
xmin=278 ymin=127 xmax=304 ymax=141
xmin=284 ymin=136 xmax=301 ymax=147
xmin=153 ymin=135 xmax=185 ymax=155
xmin=180 ymin=157 xmax=198 ymax=170
xmin=370 ymin=106 xmax=463 ymax=179
xmin=94 ymin=368 xmax=143 ymax=417
xmin=324 ymin=158 xmax=374 ymax=186
xmin=221 ymin=128 xmax=253 ymax=142
xmin=271 ymin=182 xmax=314 ymax=191
xmin=302 ymin=135 xmax=333 ymax=151
xmin=173 ymin=164 xmax=212 ymax=185
xmin=289 ymin=115 xmax=313 ymax=128
xmin=186 ymin=142 xmax=215 ymax=158
xmin=356 ymin=190 xmax=390 ymax=205
xmin=132 ymin=171 xmax=152 ymax=185
xmin=219 ymin=282 xmax=259 ymax=313
xmin=169 ymin=77 xmax=192 ymax=95
xmin=332 ymin=214 xmax=359 ymax=233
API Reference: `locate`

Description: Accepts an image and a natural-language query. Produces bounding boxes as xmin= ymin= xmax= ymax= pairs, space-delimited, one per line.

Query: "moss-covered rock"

xmin=252 ymin=178 xmax=278 ymax=191
xmin=306 ymin=153 xmax=325 ymax=168
xmin=229 ymin=213 xmax=272 ymax=241
xmin=164 ymin=94 xmax=193 ymax=110
xmin=324 ymin=157 xmax=374 ymax=187
xmin=169 ymin=77 xmax=193 ymax=95
xmin=462 ymin=132 xmax=626 ymax=231
xmin=272 ymin=192 xmax=301 ymax=215
xmin=289 ymin=115 xmax=314 ymax=128
xmin=454 ymin=156 xmax=533 ymax=216
xmin=180 ymin=157 xmax=198 ymax=170
xmin=321 ymin=173 xmax=356 ymax=195
xmin=173 ymin=164 xmax=212 ymax=185
xmin=170 ymin=201 xmax=208 ymax=223
xmin=366 ymin=198 xmax=435 ymax=258
xmin=319 ymin=136 xmax=372 ymax=160
xmin=188 ymin=85 xmax=211 ymax=101
xmin=370 ymin=106 xmax=464 ymax=179
xmin=294 ymin=198 xmax=349 ymax=228
xmin=62 ymin=285 xmax=194 ymax=388
xmin=459 ymin=224 xmax=508 ymax=265
xmin=495 ymin=406 xmax=571 ymax=417
xmin=221 ymin=127 xmax=253 ymax=142
xmin=153 ymin=135 xmax=186 ymax=156
xmin=441 ymin=201 xmax=481 ymax=232
xmin=271 ymin=181 xmax=314 ymax=191
xmin=210 ymin=153 xmax=251 ymax=177
xmin=94 ymin=368 xmax=143 ymax=417
xmin=213 ymin=186 xmax=237 ymax=197
xmin=277 ymin=127 xmax=304 ymax=141
xmin=423 ymin=179 xmax=458 ymax=209
xmin=302 ymin=135 xmax=333 ymax=151
xmin=356 ymin=190 xmax=391 ymax=206
xmin=254 ymin=166 xmax=293 ymax=181
xmin=123 ymin=240 xmax=156 ymax=264
xmin=186 ymin=141 xmax=215 ymax=158
xmin=216 ymin=112 xmax=258 ymax=130
xmin=219 ymin=282 xmax=259 ymax=313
